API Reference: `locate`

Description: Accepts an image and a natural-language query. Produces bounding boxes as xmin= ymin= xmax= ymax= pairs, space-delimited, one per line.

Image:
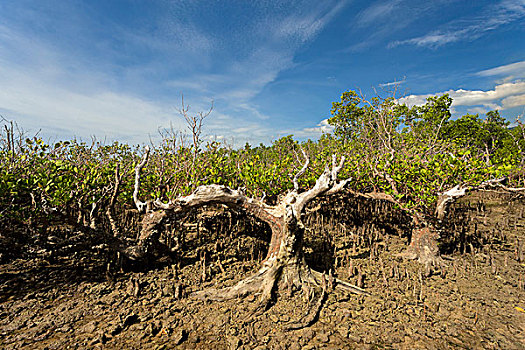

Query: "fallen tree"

xmin=126 ymin=147 xmax=368 ymax=321
xmin=123 ymin=148 xmax=518 ymax=285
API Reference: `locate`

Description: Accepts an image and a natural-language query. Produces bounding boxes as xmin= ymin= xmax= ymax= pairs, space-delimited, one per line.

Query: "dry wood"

xmin=436 ymin=178 xmax=525 ymax=220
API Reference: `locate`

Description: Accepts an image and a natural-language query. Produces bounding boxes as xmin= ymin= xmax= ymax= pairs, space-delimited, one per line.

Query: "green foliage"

xmin=326 ymin=90 xmax=523 ymax=211
xmin=327 ymin=90 xmax=367 ymax=142
xmin=441 ymin=110 xmax=516 ymax=164
xmin=1 ymin=91 xmax=523 ymax=231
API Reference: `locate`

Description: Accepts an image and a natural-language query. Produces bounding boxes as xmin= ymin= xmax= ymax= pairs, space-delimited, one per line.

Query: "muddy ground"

xmin=1 ymin=190 xmax=524 ymax=349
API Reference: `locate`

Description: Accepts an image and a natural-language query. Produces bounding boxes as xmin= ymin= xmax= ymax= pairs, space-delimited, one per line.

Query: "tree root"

xmin=192 ymin=259 xmax=369 ymax=330
xmin=398 ymin=226 xmax=444 ymax=274
xmin=398 ymin=248 xmax=444 ymax=276
xmin=309 ymin=270 xmax=370 ymax=296
xmin=285 ymin=273 xmax=328 ymax=331
xmin=191 ymin=261 xmax=282 ymax=306
xmin=283 ymin=269 xmax=369 ymax=330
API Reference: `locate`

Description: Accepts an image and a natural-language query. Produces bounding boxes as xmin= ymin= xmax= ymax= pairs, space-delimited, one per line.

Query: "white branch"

xmin=435 ymin=177 xmax=525 ymax=220
xmin=294 ymin=154 xmax=346 ymax=214
xmin=331 ymin=154 xmax=345 ymax=181
xmin=326 ymin=178 xmax=351 ymax=195
xmin=293 ymin=148 xmax=309 ymax=192
xmin=152 ymin=184 xmax=282 ymax=225
xmin=133 ymin=146 xmax=150 ymax=213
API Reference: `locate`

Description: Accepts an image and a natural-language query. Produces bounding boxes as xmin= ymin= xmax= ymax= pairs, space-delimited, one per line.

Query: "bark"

xmin=398 ymin=214 xmax=441 ymax=269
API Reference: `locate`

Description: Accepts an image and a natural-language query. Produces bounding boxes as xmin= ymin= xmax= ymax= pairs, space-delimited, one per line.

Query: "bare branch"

xmin=331 ymin=154 xmax=345 ymax=181
xmin=293 ymin=154 xmax=346 ymax=214
xmin=326 ymin=178 xmax=351 ymax=195
xmin=293 ymin=148 xmax=309 ymax=191
xmin=133 ymin=146 xmax=150 ymax=213
xmin=435 ymin=177 xmax=525 ymax=220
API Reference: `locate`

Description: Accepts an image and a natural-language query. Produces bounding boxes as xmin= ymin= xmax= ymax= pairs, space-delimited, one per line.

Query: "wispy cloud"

xmin=390 ymin=0 xmax=525 ymax=48
xmin=0 ymin=1 xmax=348 ymax=145
xmin=164 ymin=1 xmax=350 ymax=137
xmin=379 ymin=79 xmax=406 ymax=87
xmin=272 ymin=0 xmax=349 ymax=43
xmin=345 ymin=1 xmax=452 ymax=52
xmin=476 ymin=60 xmax=525 ymax=78
xmin=0 ymin=63 xmax=178 ymax=143
xmin=355 ymin=0 xmax=401 ymax=27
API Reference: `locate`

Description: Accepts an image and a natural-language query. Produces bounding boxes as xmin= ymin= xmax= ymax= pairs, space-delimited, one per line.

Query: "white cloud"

xmin=0 ymin=65 xmax=178 ymax=144
xmin=399 ymin=80 xmax=525 ymax=111
xmin=0 ymin=1 xmax=350 ymax=146
xmin=467 ymin=107 xmax=491 ymax=115
xmin=502 ymin=93 xmax=525 ymax=108
xmin=451 ymin=81 xmax=525 ymax=106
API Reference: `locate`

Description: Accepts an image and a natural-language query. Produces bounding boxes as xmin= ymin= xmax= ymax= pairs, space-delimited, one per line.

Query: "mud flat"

xmin=1 ymin=191 xmax=524 ymax=349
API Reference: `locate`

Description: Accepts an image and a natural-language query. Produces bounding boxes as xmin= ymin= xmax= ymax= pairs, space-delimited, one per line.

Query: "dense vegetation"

xmin=1 ymin=92 xmax=524 ymax=246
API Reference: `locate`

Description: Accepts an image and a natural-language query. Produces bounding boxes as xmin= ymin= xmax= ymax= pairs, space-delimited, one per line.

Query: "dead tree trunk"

xmin=400 ymin=178 xmax=525 ymax=268
xmin=128 ymin=147 xmax=368 ymax=308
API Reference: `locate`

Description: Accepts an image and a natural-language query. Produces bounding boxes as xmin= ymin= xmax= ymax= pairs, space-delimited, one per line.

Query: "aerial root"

xmin=192 ymin=261 xmax=369 ymax=301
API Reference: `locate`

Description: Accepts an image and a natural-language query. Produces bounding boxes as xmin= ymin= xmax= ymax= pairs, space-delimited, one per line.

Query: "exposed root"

xmin=398 ymin=226 xmax=444 ymax=274
xmin=191 ymin=262 xmax=282 ymax=304
xmin=285 ymin=274 xmax=328 ymax=331
xmin=308 ymin=269 xmax=370 ymax=296
xmin=192 ymin=259 xmax=369 ymax=328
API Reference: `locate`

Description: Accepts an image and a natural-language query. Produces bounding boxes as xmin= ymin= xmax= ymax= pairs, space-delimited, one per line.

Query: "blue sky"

xmin=0 ymin=0 xmax=524 ymax=146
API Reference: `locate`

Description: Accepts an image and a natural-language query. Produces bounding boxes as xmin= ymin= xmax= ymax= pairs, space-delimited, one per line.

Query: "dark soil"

xmin=1 ymin=191 xmax=524 ymax=349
